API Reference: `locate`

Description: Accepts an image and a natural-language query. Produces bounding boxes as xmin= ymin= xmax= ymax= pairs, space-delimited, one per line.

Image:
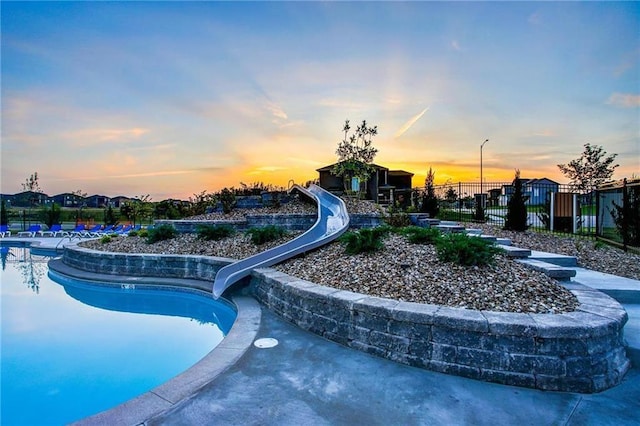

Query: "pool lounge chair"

xmin=94 ymin=225 xmax=115 ymax=235
xmin=39 ymin=224 xmax=68 ymax=237
xmin=69 ymin=224 xmax=87 ymax=237
xmin=0 ymin=225 xmax=11 ymax=237
xmin=116 ymin=224 xmax=132 ymax=235
xmin=81 ymin=224 xmax=103 ymax=237
xmin=17 ymin=224 xmax=42 ymax=237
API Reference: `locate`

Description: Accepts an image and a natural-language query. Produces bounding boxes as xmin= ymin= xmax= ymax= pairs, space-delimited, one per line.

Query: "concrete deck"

xmin=3 ymin=236 xmax=639 ymax=425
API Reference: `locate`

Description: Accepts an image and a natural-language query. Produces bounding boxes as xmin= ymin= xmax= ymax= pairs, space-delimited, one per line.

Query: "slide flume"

xmin=212 ymin=184 xmax=349 ymax=299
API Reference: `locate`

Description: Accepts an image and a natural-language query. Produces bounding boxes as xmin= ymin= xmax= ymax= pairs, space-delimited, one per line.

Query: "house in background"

xmin=50 ymin=193 xmax=85 ymax=208
xmin=85 ymin=195 xmax=110 ymax=208
xmin=499 ymin=177 xmax=559 ymax=206
xmin=316 ymin=162 xmax=414 ymax=204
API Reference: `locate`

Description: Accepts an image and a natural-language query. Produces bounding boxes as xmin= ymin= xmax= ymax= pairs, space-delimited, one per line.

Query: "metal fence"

xmin=411 ymin=180 xmax=597 ymax=238
xmin=596 ymin=178 xmax=640 ymax=251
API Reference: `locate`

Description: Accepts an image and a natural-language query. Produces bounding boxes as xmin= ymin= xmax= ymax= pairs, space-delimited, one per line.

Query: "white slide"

xmin=212 ymin=184 xmax=350 ymax=299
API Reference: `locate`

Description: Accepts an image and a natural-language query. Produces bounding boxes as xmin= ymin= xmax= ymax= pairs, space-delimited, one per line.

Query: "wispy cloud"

xmin=66 ymin=127 xmax=150 ymax=146
xmin=606 ymin=93 xmax=640 ymax=108
xmin=528 ymin=12 xmax=541 ymax=25
xmin=451 ymin=40 xmax=461 ymax=51
xmin=394 ymin=107 xmax=430 ymax=139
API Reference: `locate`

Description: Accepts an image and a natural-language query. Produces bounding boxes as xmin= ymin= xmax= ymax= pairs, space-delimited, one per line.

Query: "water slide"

xmin=212 ymin=184 xmax=350 ymax=299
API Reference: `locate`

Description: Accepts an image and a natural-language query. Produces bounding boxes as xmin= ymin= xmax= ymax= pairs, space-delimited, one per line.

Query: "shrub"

xmin=100 ymin=235 xmax=112 ymax=244
xmin=401 ymin=226 xmax=441 ymax=244
xmin=138 ymin=229 xmax=149 ymax=238
xmin=246 ymin=225 xmax=287 ymax=245
xmin=339 ymin=227 xmax=389 ymax=255
xmin=197 ymin=224 xmax=235 ymax=241
xmin=435 ymin=232 xmax=503 ymax=266
xmin=504 ymin=169 xmax=528 ymax=231
xmin=219 ymin=188 xmax=236 ymax=214
xmin=41 ymin=203 xmax=62 ymax=228
xmin=127 ymin=230 xmax=139 ymax=237
xmin=146 ymin=224 xmax=177 ymax=243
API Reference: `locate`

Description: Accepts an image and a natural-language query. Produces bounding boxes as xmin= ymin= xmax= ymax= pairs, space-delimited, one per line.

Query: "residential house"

xmin=316 ymin=161 xmax=414 ymax=203
xmin=85 ymin=195 xmax=110 ymax=208
xmin=499 ymin=178 xmax=559 ymax=206
xmin=50 ymin=193 xmax=85 ymax=208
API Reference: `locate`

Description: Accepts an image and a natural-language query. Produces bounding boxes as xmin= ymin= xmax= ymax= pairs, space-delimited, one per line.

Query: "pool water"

xmin=0 ymin=246 xmax=236 ymax=425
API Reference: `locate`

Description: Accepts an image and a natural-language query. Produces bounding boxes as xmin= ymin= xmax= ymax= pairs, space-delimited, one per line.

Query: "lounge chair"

xmin=95 ymin=224 xmax=115 ymax=235
xmin=17 ymin=224 xmax=42 ymax=237
xmin=108 ymin=224 xmax=124 ymax=234
xmin=39 ymin=224 xmax=68 ymax=237
xmin=69 ymin=224 xmax=87 ymax=237
xmin=0 ymin=225 xmax=11 ymax=237
xmin=81 ymin=224 xmax=103 ymax=237
xmin=116 ymin=224 xmax=132 ymax=235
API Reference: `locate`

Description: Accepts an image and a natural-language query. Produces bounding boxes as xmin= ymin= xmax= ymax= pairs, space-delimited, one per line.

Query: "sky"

xmin=1 ymin=1 xmax=638 ymax=201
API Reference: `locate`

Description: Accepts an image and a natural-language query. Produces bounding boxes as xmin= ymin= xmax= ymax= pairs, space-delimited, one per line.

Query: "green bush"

xmin=138 ymin=229 xmax=149 ymax=238
xmin=401 ymin=226 xmax=441 ymax=244
xmin=435 ymin=232 xmax=503 ymax=266
xmin=127 ymin=230 xmax=139 ymax=237
xmin=146 ymin=224 xmax=177 ymax=243
xmin=100 ymin=235 xmax=112 ymax=244
xmin=197 ymin=224 xmax=235 ymax=241
xmin=246 ymin=225 xmax=287 ymax=245
xmin=339 ymin=227 xmax=390 ymax=255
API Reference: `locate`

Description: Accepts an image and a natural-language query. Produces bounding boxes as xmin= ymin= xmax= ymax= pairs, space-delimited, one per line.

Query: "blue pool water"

xmin=0 ymin=246 xmax=237 ymax=425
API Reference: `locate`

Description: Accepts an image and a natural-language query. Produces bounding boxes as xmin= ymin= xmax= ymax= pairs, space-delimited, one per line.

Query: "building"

xmin=499 ymin=177 xmax=559 ymax=206
xmin=316 ymin=161 xmax=414 ymax=203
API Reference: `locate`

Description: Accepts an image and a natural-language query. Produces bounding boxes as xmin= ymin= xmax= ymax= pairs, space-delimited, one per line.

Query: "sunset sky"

xmin=2 ymin=1 xmax=638 ymax=201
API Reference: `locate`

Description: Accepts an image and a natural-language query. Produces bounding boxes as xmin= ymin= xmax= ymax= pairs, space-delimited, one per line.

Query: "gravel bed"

xmin=81 ymin=230 xmax=578 ymax=314
xmin=186 ymin=196 xmax=381 ymax=221
xmin=472 ymin=223 xmax=640 ymax=280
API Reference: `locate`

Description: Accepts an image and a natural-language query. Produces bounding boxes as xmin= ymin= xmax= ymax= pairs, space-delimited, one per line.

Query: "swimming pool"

xmin=0 ymin=245 xmax=237 ymax=425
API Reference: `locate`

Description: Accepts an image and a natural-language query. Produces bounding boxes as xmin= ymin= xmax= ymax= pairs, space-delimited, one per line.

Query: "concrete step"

xmin=417 ymin=218 xmax=440 ymax=228
xmin=529 ymin=250 xmax=578 ymax=267
xmin=496 ymin=238 xmax=512 ymax=246
xmin=434 ymin=224 xmax=465 ymax=233
xmin=499 ymin=244 xmax=531 ymax=258
xmin=517 ymin=258 xmax=577 ymax=280
xmin=465 ymin=228 xmax=483 ymax=235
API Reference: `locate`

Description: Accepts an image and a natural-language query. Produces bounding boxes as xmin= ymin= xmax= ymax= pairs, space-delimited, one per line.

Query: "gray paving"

xmin=4 ymin=236 xmax=640 ymax=425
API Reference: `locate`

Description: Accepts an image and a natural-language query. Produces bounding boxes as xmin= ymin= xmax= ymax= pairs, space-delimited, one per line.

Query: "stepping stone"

xmin=465 ymin=228 xmax=483 ymax=235
xmin=435 ymin=224 xmax=465 ymax=233
xmin=517 ymin=259 xmax=577 ymax=280
xmin=496 ymin=238 xmax=512 ymax=246
xmin=499 ymin=245 xmax=531 ymax=258
xmin=529 ymin=250 xmax=578 ymax=267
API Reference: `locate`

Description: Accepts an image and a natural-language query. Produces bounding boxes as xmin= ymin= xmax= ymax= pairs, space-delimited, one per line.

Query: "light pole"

xmin=480 ymin=139 xmax=489 ymax=200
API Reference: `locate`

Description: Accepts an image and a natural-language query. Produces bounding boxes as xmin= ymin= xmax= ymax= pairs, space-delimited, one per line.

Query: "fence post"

xmin=622 ymin=178 xmax=628 ymax=252
xmin=458 ymin=182 xmax=462 ymax=222
xmin=550 ymin=192 xmax=555 ymax=232
xmin=572 ymin=193 xmax=578 ymax=234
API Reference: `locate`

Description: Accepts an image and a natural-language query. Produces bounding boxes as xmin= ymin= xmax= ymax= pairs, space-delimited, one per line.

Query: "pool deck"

xmin=5 ymin=236 xmax=640 ymax=425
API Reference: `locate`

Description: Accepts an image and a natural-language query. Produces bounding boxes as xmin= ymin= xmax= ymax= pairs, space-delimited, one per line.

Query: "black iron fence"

xmin=595 ymin=178 xmax=640 ymax=251
xmin=410 ymin=180 xmax=598 ymax=238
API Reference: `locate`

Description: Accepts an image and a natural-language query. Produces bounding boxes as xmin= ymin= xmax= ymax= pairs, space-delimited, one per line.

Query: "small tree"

xmin=120 ymin=195 xmax=152 ymax=226
xmin=0 ymin=199 xmax=8 ymax=226
xmin=22 ymin=172 xmax=43 ymax=225
xmin=103 ymin=205 xmax=118 ymax=226
xmin=558 ymin=143 xmax=619 ymax=202
xmin=504 ymin=169 xmax=528 ymax=231
xmin=609 ymin=179 xmax=640 ymax=249
xmin=420 ymin=167 xmax=439 ymax=218
xmin=42 ymin=203 xmax=62 ymax=228
xmin=332 ymin=119 xmax=378 ymax=196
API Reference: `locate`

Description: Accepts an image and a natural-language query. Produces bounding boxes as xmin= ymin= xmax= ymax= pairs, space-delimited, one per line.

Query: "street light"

xmin=480 ymin=139 xmax=489 ymax=199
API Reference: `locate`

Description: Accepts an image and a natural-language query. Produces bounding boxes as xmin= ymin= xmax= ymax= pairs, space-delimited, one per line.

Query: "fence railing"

xmin=410 ymin=181 xmax=598 ymax=238
xmin=595 ymin=178 xmax=640 ymax=251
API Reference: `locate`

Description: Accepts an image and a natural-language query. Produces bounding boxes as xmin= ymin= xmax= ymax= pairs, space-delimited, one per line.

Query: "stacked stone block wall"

xmin=61 ymin=244 xmax=630 ymax=393
xmin=250 ymin=269 xmax=630 ymax=393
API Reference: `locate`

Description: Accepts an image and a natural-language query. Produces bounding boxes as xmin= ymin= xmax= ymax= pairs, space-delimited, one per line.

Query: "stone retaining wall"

xmin=155 ymin=213 xmax=383 ymax=233
xmin=249 ymin=269 xmax=630 ymax=393
xmin=61 ymin=244 xmax=630 ymax=393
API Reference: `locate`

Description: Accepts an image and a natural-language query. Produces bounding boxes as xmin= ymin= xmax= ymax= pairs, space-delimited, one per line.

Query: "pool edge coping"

xmin=46 ymin=261 xmax=261 ymax=426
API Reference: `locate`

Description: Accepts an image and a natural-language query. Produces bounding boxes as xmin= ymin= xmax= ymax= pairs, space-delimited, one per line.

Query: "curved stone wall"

xmin=249 ymin=269 xmax=630 ymax=393
xmin=61 ymin=244 xmax=630 ymax=393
